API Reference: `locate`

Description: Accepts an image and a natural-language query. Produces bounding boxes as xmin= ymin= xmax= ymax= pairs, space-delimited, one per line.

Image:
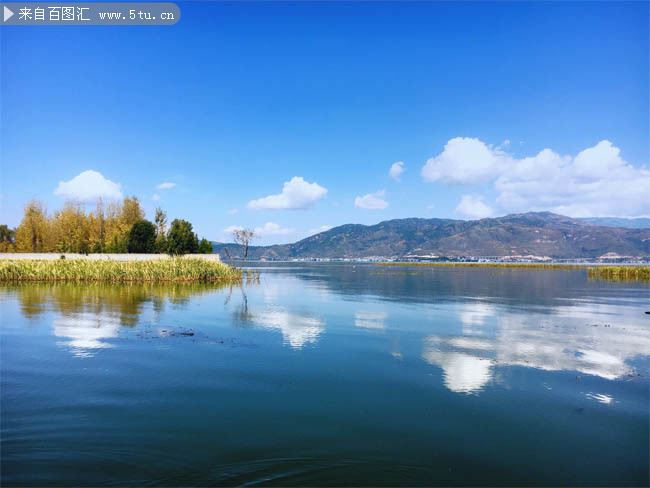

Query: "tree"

xmin=102 ymin=196 xmax=144 ymax=253
xmin=104 ymin=200 xmax=124 ymax=248
xmin=154 ymin=207 xmax=167 ymax=236
xmin=232 ymin=228 xmax=255 ymax=266
xmin=154 ymin=234 xmax=168 ymax=253
xmin=52 ymin=201 xmax=90 ymax=253
xmin=167 ymin=219 xmax=199 ymax=255
xmin=106 ymin=234 xmax=128 ymax=253
xmin=127 ymin=219 xmax=157 ymax=253
xmin=198 ymin=238 xmax=213 ymax=254
xmin=0 ymin=225 xmax=16 ymax=252
xmin=154 ymin=207 xmax=168 ymax=253
xmin=121 ymin=196 xmax=144 ymax=229
xmin=88 ymin=198 xmax=106 ymax=252
xmin=15 ymin=200 xmax=53 ymax=252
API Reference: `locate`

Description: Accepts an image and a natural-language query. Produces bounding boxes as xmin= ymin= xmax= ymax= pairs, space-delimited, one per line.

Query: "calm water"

xmin=1 ymin=264 xmax=648 ymax=486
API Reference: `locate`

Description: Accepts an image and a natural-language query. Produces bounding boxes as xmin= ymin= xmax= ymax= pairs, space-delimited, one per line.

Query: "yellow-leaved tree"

xmin=52 ymin=201 xmax=90 ymax=253
xmin=15 ymin=200 xmax=55 ymax=252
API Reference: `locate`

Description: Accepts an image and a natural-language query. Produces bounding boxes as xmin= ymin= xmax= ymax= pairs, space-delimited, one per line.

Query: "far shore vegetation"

xmin=376 ymin=262 xmax=583 ymax=269
xmin=0 ymin=197 xmax=213 ymax=255
xmin=375 ymin=262 xmax=650 ymax=282
xmin=587 ymin=266 xmax=650 ymax=282
xmin=0 ymin=258 xmax=243 ymax=283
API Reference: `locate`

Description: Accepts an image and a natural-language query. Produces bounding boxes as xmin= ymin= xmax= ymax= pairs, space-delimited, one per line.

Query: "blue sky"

xmin=2 ymin=1 xmax=648 ymax=244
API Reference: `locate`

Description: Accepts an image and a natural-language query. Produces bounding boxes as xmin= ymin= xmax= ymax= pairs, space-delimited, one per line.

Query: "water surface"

xmin=1 ymin=264 xmax=648 ymax=486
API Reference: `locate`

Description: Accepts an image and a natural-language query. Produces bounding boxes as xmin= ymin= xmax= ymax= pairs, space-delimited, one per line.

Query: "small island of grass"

xmin=0 ymin=257 xmax=242 ymax=283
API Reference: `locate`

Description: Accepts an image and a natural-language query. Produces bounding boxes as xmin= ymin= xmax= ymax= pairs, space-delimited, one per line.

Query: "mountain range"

xmin=214 ymin=212 xmax=650 ymax=260
xmin=576 ymin=217 xmax=650 ymax=229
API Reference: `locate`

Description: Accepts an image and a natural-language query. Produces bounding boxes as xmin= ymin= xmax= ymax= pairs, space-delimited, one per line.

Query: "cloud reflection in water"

xmin=422 ymin=300 xmax=650 ymax=394
xmin=254 ymin=308 xmax=325 ymax=349
xmin=53 ymin=312 xmax=121 ymax=358
xmin=355 ymin=312 xmax=388 ymax=330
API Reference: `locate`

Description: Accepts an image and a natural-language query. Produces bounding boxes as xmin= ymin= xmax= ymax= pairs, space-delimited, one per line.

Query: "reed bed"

xmin=0 ymin=258 xmax=242 ymax=283
xmin=243 ymin=270 xmax=261 ymax=283
xmin=376 ymin=262 xmax=650 ymax=282
xmin=587 ymin=266 xmax=650 ymax=282
xmin=375 ymin=262 xmax=581 ymax=270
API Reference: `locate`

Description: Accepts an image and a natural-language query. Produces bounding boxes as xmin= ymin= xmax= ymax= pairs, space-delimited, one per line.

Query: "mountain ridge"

xmin=577 ymin=217 xmax=650 ymax=229
xmin=213 ymin=212 xmax=650 ymax=260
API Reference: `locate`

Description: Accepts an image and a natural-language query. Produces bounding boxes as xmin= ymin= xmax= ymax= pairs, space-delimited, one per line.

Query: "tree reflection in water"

xmin=4 ymin=282 xmax=231 ymax=357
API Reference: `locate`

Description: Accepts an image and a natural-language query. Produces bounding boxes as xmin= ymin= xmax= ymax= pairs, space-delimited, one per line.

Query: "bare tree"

xmin=232 ymin=228 xmax=255 ymax=267
xmin=222 ymin=247 xmax=234 ymax=268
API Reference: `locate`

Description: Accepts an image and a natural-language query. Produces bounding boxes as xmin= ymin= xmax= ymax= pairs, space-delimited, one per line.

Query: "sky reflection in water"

xmin=1 ymin=264 xmax=648 ymax=486
xmin=6 ymin=266 xmax=649 ymax=392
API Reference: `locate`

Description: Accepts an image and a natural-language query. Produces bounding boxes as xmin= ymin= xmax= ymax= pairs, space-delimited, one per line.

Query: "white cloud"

xmin=423 ymin=138 xmax=650 ymax=218
xmin=426 ymin=204 xmax=435 ymax=209
xmin=495 ymin=140 xmax=650 ymax=217
xmin=223 ymin=222 xmax=293 ymax=239
xmin=422 ymin=137 xmax=511 ymax=185
xmin=54 ymin=170 xmax=123 ymax=202
xmin=247 ymin=176 xmax=327 ymax=210
xmin=308 ymin=224 xmax=333 ymax=235
xmin=254 ymin=222 xmax=293 ymax=237
xmin=152 ymin=194 xmax=160 ymax=201
xmin=224 ymin=225 xmax=244 ymax=234
xmin=156 ymin=182 xmax=176 ymax=190
xmin=389 ymin=161 xmax=405 ymax=181
xmin=355 ymin=190 xmax=389 ymax=210
xmin=228 ymin=208 xmax=239 ymax=215
xmin=456 ymin=194 xmax=494 ymax=219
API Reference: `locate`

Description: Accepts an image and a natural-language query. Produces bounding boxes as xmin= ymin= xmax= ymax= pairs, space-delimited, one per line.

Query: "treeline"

xmin=0 ymin=197 xmax=213 ymax=255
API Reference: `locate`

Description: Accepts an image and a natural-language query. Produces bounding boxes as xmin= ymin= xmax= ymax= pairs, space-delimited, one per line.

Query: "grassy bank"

xmin=0 ymin=258 xmax=242 ymax=283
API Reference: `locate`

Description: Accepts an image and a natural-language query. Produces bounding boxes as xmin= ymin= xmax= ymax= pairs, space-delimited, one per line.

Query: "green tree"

xmin=167 ymin=219 xmax=199 ymax=255
xmin=198 ymin=238 xmax=213 ymax=254
xmin=154 ymin=235 xmax=168 ymax=253
xmin=106 ymin=235 xmax=128 ymax=253
xmin=0 ymin=225 xmax=16 ymax=252
xmin=127 ymin=219 xmax=157 ymax=253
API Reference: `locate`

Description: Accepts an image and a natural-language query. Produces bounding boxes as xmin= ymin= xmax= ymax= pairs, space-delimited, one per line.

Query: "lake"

xmin=1 ymin=264 xmax=648 ymax=486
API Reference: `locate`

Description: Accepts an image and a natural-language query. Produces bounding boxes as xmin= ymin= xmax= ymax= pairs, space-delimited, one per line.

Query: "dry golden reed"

xmin=587 ymin=266 xmax=650 ymax=282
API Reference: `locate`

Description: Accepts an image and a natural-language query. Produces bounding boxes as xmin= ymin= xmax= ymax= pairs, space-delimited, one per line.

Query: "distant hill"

xmin=213 ymin=212 xmax=650 ymax=260
xmin=577 ymin=217 xmax=650 ymax=229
